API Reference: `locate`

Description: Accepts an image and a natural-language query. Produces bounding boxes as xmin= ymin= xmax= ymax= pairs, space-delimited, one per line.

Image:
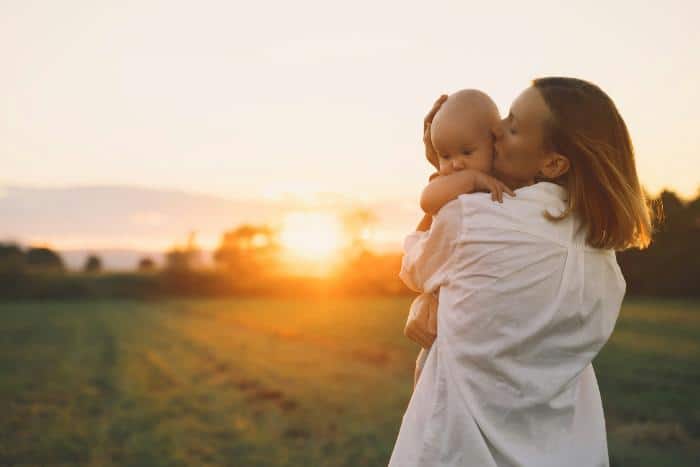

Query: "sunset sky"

xmin=2 ymin=0 xmax=699 ymax=254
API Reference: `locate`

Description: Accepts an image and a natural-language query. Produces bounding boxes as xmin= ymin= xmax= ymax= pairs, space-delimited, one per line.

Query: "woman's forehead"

xmin=511 ymin=87 xmax=550 ymax=126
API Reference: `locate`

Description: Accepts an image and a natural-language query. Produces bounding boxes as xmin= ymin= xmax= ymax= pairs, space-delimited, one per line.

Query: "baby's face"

xmin=430 ymin=91 xmax=501 ymax=176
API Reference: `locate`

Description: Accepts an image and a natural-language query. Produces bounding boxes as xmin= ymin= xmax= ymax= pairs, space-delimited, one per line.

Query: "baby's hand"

xmin=471 ymin=171 xmax=516 ymax=203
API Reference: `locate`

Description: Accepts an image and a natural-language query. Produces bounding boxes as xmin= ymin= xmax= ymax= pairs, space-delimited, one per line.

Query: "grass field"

xmin=0 ymin=297 xmax=698 ymax=466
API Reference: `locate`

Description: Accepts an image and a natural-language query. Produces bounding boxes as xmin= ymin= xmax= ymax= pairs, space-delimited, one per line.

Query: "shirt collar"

xmin=515 ymin=181 xmax=568 ymax=202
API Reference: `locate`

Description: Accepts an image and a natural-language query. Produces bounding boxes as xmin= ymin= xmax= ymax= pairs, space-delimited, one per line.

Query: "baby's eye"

xmin=509 ymin=126 xmax=517 ymax=135
xmin=462 ymin=150 xmax=472 ymax=155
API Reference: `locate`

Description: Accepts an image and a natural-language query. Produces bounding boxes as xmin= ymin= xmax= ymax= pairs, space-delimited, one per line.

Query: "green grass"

xmin=595 ymin=299 xmax=700 ymax=467
xmin=0 ymin=297 xmax=698 ymax=466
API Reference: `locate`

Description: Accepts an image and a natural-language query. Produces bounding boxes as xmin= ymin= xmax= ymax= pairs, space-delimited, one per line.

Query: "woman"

xmin=389 ymin=77 xmax=653 ymax=467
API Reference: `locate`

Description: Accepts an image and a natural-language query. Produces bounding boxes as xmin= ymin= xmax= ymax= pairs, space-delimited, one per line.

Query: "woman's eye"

xmin=440 ymin=154 xmax=450 ymax=159
xmin=509 ymin=127 xmax=517 ymax=135
xmin=462 ymin=150 xmax=472 ymax=155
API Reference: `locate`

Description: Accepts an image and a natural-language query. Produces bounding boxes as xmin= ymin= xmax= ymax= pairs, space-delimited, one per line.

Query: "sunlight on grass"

xmin=1 ymin=297 xmax=698 ymax=466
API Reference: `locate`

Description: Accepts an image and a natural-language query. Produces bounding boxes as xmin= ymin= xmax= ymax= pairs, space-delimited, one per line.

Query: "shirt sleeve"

xmin=398 ymin=199 xmax=462 ymax=294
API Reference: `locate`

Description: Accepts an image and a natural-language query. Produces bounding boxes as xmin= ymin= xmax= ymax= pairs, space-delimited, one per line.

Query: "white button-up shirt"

xmin=389 ymin=182 xmax=626 ymax=467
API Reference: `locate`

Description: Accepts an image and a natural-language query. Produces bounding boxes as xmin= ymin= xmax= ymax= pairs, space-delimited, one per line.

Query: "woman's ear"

xmin=539 ymin=153 xmax=570 ymax=180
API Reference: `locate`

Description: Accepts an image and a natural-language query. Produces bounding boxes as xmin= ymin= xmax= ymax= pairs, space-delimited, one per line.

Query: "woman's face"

xmin=492 ymin=86 xmax=553 ymax=190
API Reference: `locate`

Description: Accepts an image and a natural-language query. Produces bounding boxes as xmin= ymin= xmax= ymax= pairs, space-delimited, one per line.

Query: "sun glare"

xmin=279 ymin=212 xmax=344 ymax=264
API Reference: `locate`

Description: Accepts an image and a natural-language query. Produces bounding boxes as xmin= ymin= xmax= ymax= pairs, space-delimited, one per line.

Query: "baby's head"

xmin=430 ymin=89 xmax=500 ymax=176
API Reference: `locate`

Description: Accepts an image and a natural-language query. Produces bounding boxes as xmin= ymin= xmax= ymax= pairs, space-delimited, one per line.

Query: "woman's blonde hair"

xmin=533 ymin=77 xmax=657 ymax=251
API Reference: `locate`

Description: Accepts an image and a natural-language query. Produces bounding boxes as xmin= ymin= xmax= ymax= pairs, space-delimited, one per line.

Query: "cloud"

xmin=0 ymin=184 xmax=418 ymax=252
xmin=129 ymin=211 xmax=167 ymax=227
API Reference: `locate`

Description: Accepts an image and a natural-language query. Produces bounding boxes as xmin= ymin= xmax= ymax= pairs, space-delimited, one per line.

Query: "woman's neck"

xmin=502 ymin=176 xmax=535 ymax=191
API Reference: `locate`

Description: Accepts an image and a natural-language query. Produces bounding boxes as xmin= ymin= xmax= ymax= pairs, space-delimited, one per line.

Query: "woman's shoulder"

xmin=515 ymin=181 xmax=568 ymax=201
xmin=454 ymin=181 xmax=566 ymax=208
xmin=453 ymin=182 xmax=600 ymax=249
xmin=450 ymin=182 xmax=564 ymax=218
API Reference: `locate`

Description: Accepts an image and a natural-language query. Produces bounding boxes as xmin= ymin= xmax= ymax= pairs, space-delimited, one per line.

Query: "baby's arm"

xmin=420 ymin=170 xmax=515 ymax=215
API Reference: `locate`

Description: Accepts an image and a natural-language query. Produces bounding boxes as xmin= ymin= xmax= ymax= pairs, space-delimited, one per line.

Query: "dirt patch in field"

xmin=283 ymin=426 xmax=311 ymax=440
xmin=143 ymin=350 xmax=180 ymax=389
xmin=612 ymin=421 xmax=693 ymax=445
xmin=235 ymin=378 xmax=260 ymax=391
xmin=278 ymin=399 xmax=298 ymax=412
xmin=248 ymin=388 xmax=284 ymax=402
xmin=208 ymin=316 xmax=395 ymax=368
xmin=351 ymin=348 xmax=391 ymax=366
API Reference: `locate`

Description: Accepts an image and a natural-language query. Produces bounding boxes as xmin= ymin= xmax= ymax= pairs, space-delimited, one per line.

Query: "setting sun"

xmin=279 ymin=211 xmax=345 ymax=263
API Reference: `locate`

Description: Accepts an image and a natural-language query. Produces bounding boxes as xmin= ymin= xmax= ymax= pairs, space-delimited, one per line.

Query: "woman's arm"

xmin=420 ymin=170 xmax=516 ymax=215
xmin=400 ymin=199 xmax=462 ymax=293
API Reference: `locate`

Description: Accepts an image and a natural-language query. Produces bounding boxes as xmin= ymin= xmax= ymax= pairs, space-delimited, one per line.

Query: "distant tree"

xmin=213 ymin=224 xmax=281 ymax=276
xmin=690 ymin=188 xmax=700 ymax=229
xmin=25 ymin=247 xmax=64 ymax=272
xmin=341 ymin=208 xmax=378 ymax=258
xmin=658 ymin=190 xmax=681 ymax=227
xmin=165 ymin=231 xmax=201 ymax=272
xmin=83 ymin=254 xmax=102 ymax=273
xmin=138 ymin=257 xmax=156 ymax=272
xmin=617 ymin=188 xmax=700 ymax=296
xmin=0 ymin=243 xmax=25 ymax=274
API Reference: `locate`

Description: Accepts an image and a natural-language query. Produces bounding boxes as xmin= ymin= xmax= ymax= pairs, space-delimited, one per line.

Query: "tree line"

xmin=1 ymin=190 xmax=698 ymax=299
xmin=616 ymin=189 xmax=700 ymax=296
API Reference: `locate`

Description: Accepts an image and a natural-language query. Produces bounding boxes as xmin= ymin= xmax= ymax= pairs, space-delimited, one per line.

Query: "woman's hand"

xmin=423 ymin=95 xmax=448 ymax=170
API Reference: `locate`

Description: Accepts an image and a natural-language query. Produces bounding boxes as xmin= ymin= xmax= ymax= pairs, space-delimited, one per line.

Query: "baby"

xmin=404 ymin=89 xmax=509 ymax=388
